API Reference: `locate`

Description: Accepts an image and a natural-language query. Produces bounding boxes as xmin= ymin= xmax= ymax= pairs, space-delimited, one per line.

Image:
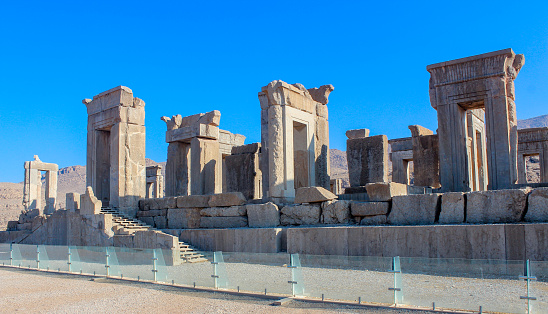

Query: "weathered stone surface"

xmin=246 ymin=202 xmax=280 ymax=228
xmin=231 ymin=143 xmax=261 ymax=155
xmin=439 ymin=192 xmax=465 ymax=224
xmin=366 ymin=182 xmax=407 ymax=201
xmin=321 ymin=200 xmax=351 ymax=224
xmin=23 ymin=156 xmax=58 ymax=214
xmin=84 ymin=86 xmax=146 ymax=216
xmin=389 ymin=194 xmax=441 ymax=225
xmin=224 ymin=149 xmax=262 ymax=200
xmin=428 ymin=49 xmax=524 ymax=192
xmin=167 ymin=208 xmax=201 ymax=229
xmin=165 ymin=197 xmax=177 ymax=209
xmin=200 ymin=216 xmax=248 ymax=228
xmin=347 ymin=135 xmax=388 ymax=186
xmin=280 ymin=204 xmax=321 ymax=225
xmin=525 ymin=188 xmax=548 ymax=222
xmin=466 ymin=189 xmax=528 ymax=223
xmin=409 ymin=125 xmax=440 ymax=188
xmin=208 ymin=192 xmax=247 ymax=207
xmin=140 ymin=217 xmax=154 ymax=226
xmin=200 ymin=206 xmax=247 ymax=217
xmin=294 ymin=186 xmax=337 ymax=204
xmin=80 ymin=187 xmax=102 ymax=216
xmin=66 ymin=192 xmax=80 ymax=211
xmin=154 ymin=216 xmax=167 ymax=229
xmin=343 ymin=186 xmax=368 ymax=194
xmin=345 ymin=129 xmax=369 ymax=139
xmin=177 ymin=195 xmax=211 ymax=208
xmin=351 ymin=202 xmax=389 ymax=216
xmin=360 ymin=215 xmax=387 ymax=225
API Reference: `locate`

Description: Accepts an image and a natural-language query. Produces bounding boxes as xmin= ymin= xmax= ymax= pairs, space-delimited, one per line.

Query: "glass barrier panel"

xmin=68 ymin=246 xmax=82 ymax=274
xmin=76 ymin=246 xmax=108 ymax=276
xmin=36 ymin=245 xmax=51 ymax=270
xmin=221 ymin=252 xmax=291 ymax=295
xmin=297 ymin=254 xmax=394 ymax=304
xmin=112 ymin=247 xmax=154 ymax=281
xmin=164 ymin=250 xmax=213 ymax=288
xmin=0 ymin=243 xmax=11 ymax=265
xmin=399 ymin=257 xmax=526 ymax=313
xmin=41 ymin=245 xmax=69 ymax=272
xmin=290 ymin=254 xmax=305 ymax=297
xmin=14 ymin=244 xmax=36 ymax=268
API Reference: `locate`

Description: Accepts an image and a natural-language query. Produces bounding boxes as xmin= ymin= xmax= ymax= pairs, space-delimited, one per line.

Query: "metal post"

xmin=152 ymin=250 xmax=158 ymax=282
xmin=287 ymin=254 xmax=298 ymax=296
xmin=105 ymin=247 xmax=110 ymax=277
xmin=519 ymin=259 xmax=537 ymax=314
xmin=36 ymin=245 xmax=40 ymax=270
xmin=9 ymin=243 xmax=13 ymax=266
xmin=67 ymin=247 xmax=72 ymax=272
xmin=388 ymin=256 xmax=402 ymax=306
xmin=211 ymin=253 xmax=219 ymax=289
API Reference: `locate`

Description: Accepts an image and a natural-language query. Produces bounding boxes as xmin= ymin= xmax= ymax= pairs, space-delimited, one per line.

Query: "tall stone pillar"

xmin=409 ymin=125 xmax=440 ymax=188
xmin=259 ymin=80 xmax=333 ymax=202
xmin=427 ymin=49 xmax=524 ymax=191
xmin=83 ymin=86 xmax=146 ymax=216
xmin=22 ymin=155 xmax=58 ymax=215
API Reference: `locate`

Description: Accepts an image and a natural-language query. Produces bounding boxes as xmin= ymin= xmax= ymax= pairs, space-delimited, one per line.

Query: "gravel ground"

xmin=0 ymin=268 xmax=431 ymax=313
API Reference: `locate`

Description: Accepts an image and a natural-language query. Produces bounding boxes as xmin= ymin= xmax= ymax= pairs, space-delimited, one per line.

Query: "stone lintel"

xmin=389 ymin=137 xmax=413 ymax=152
xmin=518 ymin=127 xmax=548 ymax=143
xmin=84 ymin=86 xmax=138 ymax=116
xmin=426 ymin=48 xmax=514 ymax=71
xmin=24 ymin=160 xmax=58 ymax=172
xmin=166 ymin=124 xmax=219 ymax=143
xmin=146 ymin=165 xmax=162 ymax=177
xmin=346 ymin=128 xmax=370 ymax=139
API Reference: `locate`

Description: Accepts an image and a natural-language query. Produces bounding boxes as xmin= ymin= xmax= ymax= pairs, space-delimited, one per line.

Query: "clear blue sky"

xmin=0 ymin=1 xmax=547 ymax=183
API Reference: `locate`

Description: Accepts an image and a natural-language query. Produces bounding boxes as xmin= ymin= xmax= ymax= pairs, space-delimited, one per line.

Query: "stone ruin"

xmin=22 ymin=155 xmax=58 ymax=215
xmin=2 ymin=48 xmax=548 ymax=261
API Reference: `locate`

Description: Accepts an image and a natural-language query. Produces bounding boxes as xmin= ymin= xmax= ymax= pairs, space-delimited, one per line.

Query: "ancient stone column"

xmin=389 ymin=137 xmax=413 ymax=185
xmin=408 ymin=125 xmax=440 ymax=188
xmin=259 ymin=80 xmax=333 ymax=202
xmin=427 ymin=49 xmax=524 ymax=191
xmin=22 ymin=155 xmax=58 ymax=215
xmin=83 ymin=86 xmax=146 ymax=216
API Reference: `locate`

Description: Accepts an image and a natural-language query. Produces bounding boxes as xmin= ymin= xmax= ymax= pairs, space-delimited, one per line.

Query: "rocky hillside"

xmin=518 ymin=114 xmax=548 ymax=129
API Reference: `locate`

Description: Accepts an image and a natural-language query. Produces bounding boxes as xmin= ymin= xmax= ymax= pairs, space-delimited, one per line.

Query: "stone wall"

xmin=136 ymin=187 xmax=548 ymax=230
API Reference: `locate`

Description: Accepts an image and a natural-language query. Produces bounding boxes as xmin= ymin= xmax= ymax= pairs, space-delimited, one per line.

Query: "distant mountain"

xmin=518 ymin=114 xmax=548 ymax=129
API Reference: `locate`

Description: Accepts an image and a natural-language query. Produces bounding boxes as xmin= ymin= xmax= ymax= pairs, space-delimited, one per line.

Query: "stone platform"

xmin=163 ymin=223 xmax=548 ymax=261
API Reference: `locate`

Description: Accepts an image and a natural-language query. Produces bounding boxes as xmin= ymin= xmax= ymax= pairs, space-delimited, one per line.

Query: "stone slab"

xmin=345 ymin=128 xmax=369 ymax=139
xmin=200 ymin=216 xmax=248 ymax=228
xmin=366 ymin=182 xmax=407 ymax=201
xmin=246 ymin=202 xmax=280 ymax=228
xmin=351 ymin=202 xmax=389 ymax=216
xmin=280 ymin=204 xmax=321 ymax=226
xmin=200 ymin=206 xmax=247 ymax=217
xmin=167 ymin=208 xmax=201 ymax=229
xmin=208 ymin=192 xmax=247 ymax=207
xmin=439 ymin=192 xmax=465 ymax=224
xmin=360 ymin=215 xmax=387 ymax=225
xmin=389 ymin=194 xmax=441 ymax=225
xmin=294 ymin=186 xmax=337 ymax=204
xmin=525 ymin=188 xmax=548 ymax=222
xmin=177 ymin=195 xmax=211 ymax=208
xmin=466 ymin=189 xmax=528 ymax=223
xmin=321 ymin=200 xmax=351 ymax=224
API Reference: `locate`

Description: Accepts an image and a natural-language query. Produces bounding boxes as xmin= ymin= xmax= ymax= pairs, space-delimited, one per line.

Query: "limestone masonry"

xmin=2 ymin=48 xmax=548 ymax=261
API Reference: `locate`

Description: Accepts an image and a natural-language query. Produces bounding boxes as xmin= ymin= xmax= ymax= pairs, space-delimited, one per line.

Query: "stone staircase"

xmin=100 ymin=208 xmax=208 ymax=263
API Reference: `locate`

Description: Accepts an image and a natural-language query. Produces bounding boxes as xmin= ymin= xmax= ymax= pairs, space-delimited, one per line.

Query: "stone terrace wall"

xmin=138 ymin=187 xmax=548 ymax=230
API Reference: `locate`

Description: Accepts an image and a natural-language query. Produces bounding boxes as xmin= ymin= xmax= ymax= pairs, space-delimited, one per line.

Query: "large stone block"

xmin=321 ymin=200 xmax=351 ymax=224
xmin=200 ymin=216 xmax=248 ymax=228
xmin=154 ymin=216 xmax=167 ymax=229
xmin=389 ymin=194 xmax=441 ymax=225
xmin=360 ymin=215 xmax=387 ymax=225
xmin=294 ymin=186 xmax=337 ymax=204
xmin=439 ymin=192 xmax=465 ymax=224
xmin=66 ymin=193 xmax=80 ymax=211
xmin=351 ymin=202 xmax=389 ymax=216
xmin=525 ymin=188 xmax=548 ymax=222
xmin=346 ymin=135 xmax=388 ymax=186
xmin=280 ymin=204 xmax=321 ymax=225
xmin=365 ymin=182 xmax=407 ymax=201
xmin=246 ymin=202 xmax=280 ymax=228
xmin=177 ymin=195 xmax=211 ymax=208
xmin=208 ymin=192 xmax=246 ymax=207
xmin=167 ymin=208 xmax=201 ymax=229
xmin=200 ymin=206 xmax=247 ymax=217
xmin=466 ymin=189 xmax=528 ymax=223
